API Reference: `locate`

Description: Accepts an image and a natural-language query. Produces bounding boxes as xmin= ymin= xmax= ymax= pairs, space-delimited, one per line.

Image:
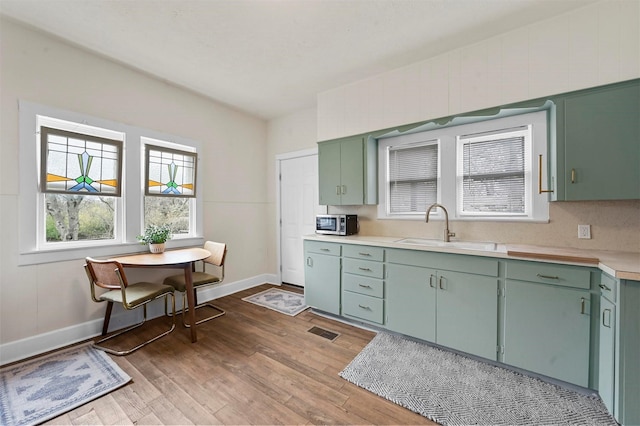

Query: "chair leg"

xmin=93 ymin=293 xmax=176 ymax=356
xmin=102 ymin=302 xmax=114 ymax=336
xmin=181 ymin=291 xmax=225 ymax=328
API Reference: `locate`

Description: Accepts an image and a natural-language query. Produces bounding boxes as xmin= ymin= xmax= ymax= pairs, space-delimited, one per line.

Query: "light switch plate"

xmin=578 ymin=224 xmax=591 ymax=239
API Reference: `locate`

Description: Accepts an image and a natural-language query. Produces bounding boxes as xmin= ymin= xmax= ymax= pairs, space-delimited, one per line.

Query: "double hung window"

xmin=378 ymin=110 xmax=548 ymax=222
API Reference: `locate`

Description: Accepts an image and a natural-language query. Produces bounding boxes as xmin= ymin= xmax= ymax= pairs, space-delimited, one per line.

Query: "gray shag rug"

xmin=0 ymin=343 xmax=131 ymax=426
xmin=340 ymin=333 xmax=616 ymax=426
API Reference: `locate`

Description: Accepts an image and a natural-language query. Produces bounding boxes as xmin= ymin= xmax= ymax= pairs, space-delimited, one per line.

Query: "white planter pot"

xmin=148 ymin=243 xmax=166 ymax=254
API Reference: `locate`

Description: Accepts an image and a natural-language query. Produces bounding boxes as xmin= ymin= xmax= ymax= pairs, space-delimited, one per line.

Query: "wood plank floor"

xmin=45 ymin=284 xmax=436 ymax=425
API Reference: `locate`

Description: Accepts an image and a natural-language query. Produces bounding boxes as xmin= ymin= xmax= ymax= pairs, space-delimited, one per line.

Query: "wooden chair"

xmin=163 ymin=241 xmax=227 ymax=327
xmin=84 ymin=257 xmax=176 ymax=355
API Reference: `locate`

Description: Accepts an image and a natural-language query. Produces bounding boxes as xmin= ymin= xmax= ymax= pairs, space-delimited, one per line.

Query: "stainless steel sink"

xmin=394 ymin=238 xmax=497 ymax=251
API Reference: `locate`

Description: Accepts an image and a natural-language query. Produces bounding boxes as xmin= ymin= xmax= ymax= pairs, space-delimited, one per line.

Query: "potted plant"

xmin=137 ymin=224 xmax=172 ymax=253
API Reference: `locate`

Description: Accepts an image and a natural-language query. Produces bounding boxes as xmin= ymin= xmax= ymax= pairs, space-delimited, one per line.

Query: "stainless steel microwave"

xmin=315 ymin=214 xmax=358 ymax=236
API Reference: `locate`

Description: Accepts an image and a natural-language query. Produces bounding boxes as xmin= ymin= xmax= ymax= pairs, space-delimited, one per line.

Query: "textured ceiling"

xmin=1 ymin=0 xmax=598 ymax=119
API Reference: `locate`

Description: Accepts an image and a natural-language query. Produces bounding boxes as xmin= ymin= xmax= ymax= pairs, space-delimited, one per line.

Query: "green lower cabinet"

xmin=386 ymin=263 xmax=498 ymax=360
xmin=436 ymin=271 xmax=498 ymax=360
xmin=386 ymin=263 xmax=437 ymax=342
xmin=598 ymin=296 xmax=616 ymax=415
xmin=599 ymin=275 xmax=640 ymax=426
xmin=304 ymin=247 xmax=341 ymax=315
xmin=503 ymin=279 xmax=591 ymax=387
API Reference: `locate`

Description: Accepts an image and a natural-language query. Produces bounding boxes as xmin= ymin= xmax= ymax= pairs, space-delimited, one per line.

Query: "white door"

xmin=279 ymin=153 xmax=321 ymax=286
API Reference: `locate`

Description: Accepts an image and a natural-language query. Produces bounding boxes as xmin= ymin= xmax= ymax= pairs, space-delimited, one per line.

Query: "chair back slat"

xmin=85 ymin=258 xmax=127 ymax=290
xmin=203 ymin=241 xmax=226 ymax=267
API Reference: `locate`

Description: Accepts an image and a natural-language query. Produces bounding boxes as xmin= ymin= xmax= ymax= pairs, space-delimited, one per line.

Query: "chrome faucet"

xmin=425 ymin=203 xmax=455 ymax=242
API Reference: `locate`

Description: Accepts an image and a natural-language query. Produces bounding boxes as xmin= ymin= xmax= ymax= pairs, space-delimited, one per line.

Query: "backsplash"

xmin=328 ymin=200 xmax=640 ymax=253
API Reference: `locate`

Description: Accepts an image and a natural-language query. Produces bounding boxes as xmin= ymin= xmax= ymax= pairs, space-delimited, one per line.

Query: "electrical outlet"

xmin=578 ymin=224 xmax=591 ymax=239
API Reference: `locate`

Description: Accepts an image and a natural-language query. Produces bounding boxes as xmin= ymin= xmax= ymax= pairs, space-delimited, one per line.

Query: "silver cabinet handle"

xmin=599 ymin=284 xmax=611 ymax=291
xmin=306 ymin=257 xmax=312 ymax=267
xmin=439 ymin=276 xmax=445 ymax=290
xmin=580 ymin=297 xmax=586 ymax=315
xmin=536 ymin=273 xmax=559 ymax=280
xmin=358 ymin=284 xmax=372 ymax=289
xmin=429 ymin=274 xmax=436 ymax=288
xmin=320 ymin=248 xmax=330 ymax=252
xmin=359 ymin=267 xmax=372 ymax=272
xmin=342 ymin=185 xmax=347 ymax=195
xmin=358 ymin=252 xmax=371 ymax=256
xmin=336 ymin=185 xmax=340 ymax=195
xmin=358 ymin=304 xmax=371 ymax=310
xmin=602 ymin=308 xmax=612 ymax=328
xmin=571 ymin=168 xmax=576 ymax=184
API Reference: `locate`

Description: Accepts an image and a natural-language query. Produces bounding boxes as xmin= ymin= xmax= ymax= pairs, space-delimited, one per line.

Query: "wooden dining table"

xmin=110 ymin=247 xmax=211 ymax=343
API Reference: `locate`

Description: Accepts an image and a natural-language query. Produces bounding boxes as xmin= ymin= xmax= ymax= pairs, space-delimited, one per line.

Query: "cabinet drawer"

xmin=343 ymin=273 xmax=384 ymax=298
xmin=386 ymin=249 xmax=498 ymax=277
xmin=600 ymin=272 xmax=617 ymax=303
xmin=343 ymin=258 xmax=384 ymax=279
xmin=342 ymin=291 xmax=384 ymax=324
xmin=342 ymin=245 xmax=384 ymax=261
xmin=305 ymin=240 xmax=341 ymax=256
xmin=506 ymin=260 xmax=591 ymax=289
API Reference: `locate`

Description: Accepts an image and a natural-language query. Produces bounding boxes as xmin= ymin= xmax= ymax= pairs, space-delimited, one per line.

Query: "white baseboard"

xmin=0 ymin=274 xmax=277 ymax=365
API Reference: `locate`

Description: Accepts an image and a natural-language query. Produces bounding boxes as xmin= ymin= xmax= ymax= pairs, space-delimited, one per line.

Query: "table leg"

xmin=184 ymin=265 xmax=198 ymax=342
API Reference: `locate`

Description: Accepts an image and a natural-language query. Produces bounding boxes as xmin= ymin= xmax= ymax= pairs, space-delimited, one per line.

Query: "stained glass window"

xmin=145 ymin=145 xmax=197 ymax=197
xmin=40 ymin=127 xmax=122 ymax=196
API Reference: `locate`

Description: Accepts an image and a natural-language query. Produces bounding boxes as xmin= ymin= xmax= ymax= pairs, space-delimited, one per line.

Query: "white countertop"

xmin=303 ymin=234 xmax=640 ymax=281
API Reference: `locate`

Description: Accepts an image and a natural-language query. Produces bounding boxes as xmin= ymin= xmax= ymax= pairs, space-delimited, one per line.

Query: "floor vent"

xmin=308 ymin=326 xmax=340 ymax=341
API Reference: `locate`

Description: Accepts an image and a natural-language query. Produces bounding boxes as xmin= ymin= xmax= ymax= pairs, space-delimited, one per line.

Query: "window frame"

xmin=18 ymin=100 xmax=204 ymax=266
xmin=456 ymin=126 xmax=532 ymax=218
xmin=377 ymin=109 xmax=549 ymax=222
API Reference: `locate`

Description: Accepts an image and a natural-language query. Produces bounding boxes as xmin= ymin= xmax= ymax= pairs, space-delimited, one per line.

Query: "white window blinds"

xmin=458 ymin=129 xmax=527 ymax=214
xmin=388 ymin=141 xmax=438 ymax=214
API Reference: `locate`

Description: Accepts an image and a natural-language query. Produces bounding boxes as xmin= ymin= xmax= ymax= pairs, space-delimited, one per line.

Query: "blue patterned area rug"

xmin=242 ymin=287 xmax=308 ymax=316
xmin=0 ymin=343 xmax=131 ymax=426
xmin=340 ymin=333 xmax=617 ymax=426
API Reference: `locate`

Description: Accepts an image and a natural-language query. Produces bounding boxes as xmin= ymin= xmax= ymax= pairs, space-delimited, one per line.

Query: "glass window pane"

xmin=144 ymin=196 xmax=191 ymax=236
xmin=388 ymin=142 xmax=438 ymax=214
xmin=145 ymin=145 xmax=197 ymax=197
xmin=41 ymin=127 xmax=122 ymax=196
xmin=45 ymin=194 xmax=115 ymax=242
xmin=460 ymin=134 xmax=526 ymax=214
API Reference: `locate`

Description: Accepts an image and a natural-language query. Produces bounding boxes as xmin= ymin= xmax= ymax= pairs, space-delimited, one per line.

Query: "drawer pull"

xmin=580 ymin=297 xmax=586 ymax=315
xmin=358 ymin=252 xmax=371 ymax=256
xmin=358 ymin=284 xmax=372 ymax=289
xmin=359 ymin=267 xmax=372 ymax=272
xmin=320 ymin=248 xmax=330 ymax=252
xmin=358 ymin=304 xmax=371 ymax=310
xmin=599 ymin=284 xmax=611 ymax=291
xmin=536 ymin=273 xmax=559 ymax=280
xmin=602 ymin=308 xmax=612 ymax=328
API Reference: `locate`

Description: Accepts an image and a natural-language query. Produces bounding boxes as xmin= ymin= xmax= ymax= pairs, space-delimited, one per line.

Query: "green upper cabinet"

xmin=553 ymin=79 xmax=640 ymax=201
xmin=318 ymin=134 xmax=377 ymax=205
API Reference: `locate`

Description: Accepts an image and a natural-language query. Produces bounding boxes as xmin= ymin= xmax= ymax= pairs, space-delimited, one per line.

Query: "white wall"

xmin=0 ymin=18 xmax=270 ymax=362
xmin=317 ymin=0 xmax=639 ymax=141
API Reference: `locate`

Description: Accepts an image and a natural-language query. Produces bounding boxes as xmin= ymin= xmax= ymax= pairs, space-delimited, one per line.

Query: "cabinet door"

xmin=318 ymin=141 xmax=342 ymax=205
xmin=338 ymin=136 xmax=364 ymax=205
xmin=562 ymin=80 xmax=640 ymax=200
xmin=304 ymin=253 xmax=340 ymax=315
xmin=504 ymin=280 xmax=591 ymax=387
xmin=386 ymin=264 xmax=436 ymax=342
xmin=436 ymin=271 xmax=498 ymax=360
xmin=599 ymin=297 xmax=616 ymax=416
